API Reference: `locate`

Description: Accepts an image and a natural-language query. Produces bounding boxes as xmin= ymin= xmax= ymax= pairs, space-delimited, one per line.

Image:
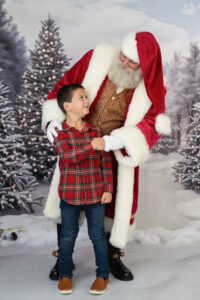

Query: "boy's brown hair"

xmin=57 ymin=84 xmax=84 ymax=114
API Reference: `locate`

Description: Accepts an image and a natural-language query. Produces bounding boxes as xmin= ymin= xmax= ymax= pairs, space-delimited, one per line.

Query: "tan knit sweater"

xmin=89 ymin=79 xmax=133 ymax=135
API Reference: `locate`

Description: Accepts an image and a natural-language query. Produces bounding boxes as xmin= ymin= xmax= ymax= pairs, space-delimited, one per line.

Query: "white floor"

xmin=1 ymin=153 xmax=200 ymax=299
xmin=1 ymin=225 xmax=200 ymax=300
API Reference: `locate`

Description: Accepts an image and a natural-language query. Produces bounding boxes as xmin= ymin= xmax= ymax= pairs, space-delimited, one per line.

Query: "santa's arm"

xmin=41 ymin=50 xmax=94 ymax=132
xmin=110 ymin=105 xmax=171 ymax=167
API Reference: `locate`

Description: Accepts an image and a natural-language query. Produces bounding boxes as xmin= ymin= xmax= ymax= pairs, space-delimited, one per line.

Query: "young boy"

xmin=53 ymin=84 xmax=113 ymax=295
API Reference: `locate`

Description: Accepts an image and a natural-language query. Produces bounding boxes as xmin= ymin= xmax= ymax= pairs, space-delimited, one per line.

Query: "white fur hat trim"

xmin=121 ymin=32 xmax=140 ymax=64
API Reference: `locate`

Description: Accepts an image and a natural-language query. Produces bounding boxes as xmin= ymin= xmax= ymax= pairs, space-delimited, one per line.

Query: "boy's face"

xmin=64 ymin=88 xmax=90 ymax=118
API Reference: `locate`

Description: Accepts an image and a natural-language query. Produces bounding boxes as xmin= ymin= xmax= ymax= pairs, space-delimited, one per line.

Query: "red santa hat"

xmin=121 ymin=31 xmax=171 ymax=135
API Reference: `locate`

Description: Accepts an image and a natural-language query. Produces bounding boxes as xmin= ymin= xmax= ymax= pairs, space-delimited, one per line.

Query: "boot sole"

xmin=110 ymin=268 xmax=134 ymax=281
xmin=111 ymin=272 xmax=134 ymax=281
xmin=89 ymin=283 xmax=109 ymax=295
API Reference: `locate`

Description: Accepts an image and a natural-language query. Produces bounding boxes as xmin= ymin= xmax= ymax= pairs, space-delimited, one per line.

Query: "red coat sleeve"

xmin=136 ymin=105 xmax=161 ymax=149
xmin=48 ymin=50 xmax=94 ymax=100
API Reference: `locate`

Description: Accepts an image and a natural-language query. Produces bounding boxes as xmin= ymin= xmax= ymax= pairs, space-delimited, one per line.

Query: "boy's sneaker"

xmin=58 ymin=277 xmax=73 ymax=294
xmin=89 ymin=277 xmax=109 ymax=295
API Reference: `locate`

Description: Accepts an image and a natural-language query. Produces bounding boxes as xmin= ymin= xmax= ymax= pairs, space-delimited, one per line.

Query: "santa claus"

xmin=42 ymin=31 xmax=171 ymax=281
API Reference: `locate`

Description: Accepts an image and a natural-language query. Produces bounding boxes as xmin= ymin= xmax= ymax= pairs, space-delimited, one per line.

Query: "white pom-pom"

xmin=155 ymin=114 xmax=171 ymax=135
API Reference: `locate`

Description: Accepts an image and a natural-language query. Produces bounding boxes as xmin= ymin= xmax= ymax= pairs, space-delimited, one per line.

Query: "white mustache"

xmin=108 ymin=56 xmax=142 ymax=89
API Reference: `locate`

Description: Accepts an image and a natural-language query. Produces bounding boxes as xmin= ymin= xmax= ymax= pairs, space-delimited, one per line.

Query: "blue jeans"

xmin=58 ymin=199 xmax=109 ymax=279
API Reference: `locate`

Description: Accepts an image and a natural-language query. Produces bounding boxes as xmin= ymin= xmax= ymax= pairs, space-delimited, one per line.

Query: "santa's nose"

xmin=122 ymin=59 xmax=129 ymax=68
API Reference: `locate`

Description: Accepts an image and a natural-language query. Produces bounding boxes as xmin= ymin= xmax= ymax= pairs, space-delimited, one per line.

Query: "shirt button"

xmin=112 ymin=96 xmax=115 ymax=100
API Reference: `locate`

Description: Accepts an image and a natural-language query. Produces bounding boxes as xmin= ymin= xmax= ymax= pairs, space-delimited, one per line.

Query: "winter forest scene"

xmin=1 ymin=0 xmax=200 ymax=299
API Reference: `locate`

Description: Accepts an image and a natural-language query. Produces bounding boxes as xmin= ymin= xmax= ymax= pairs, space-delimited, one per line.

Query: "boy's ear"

xmin=63 ymin=102 xmax=71 ymax=112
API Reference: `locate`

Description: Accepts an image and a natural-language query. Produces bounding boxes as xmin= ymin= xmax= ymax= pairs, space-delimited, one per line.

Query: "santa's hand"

xmin=103 ymin=135 xmax=124 ymax=151
xmin=47 ymin=120 xmax=62 ymax=144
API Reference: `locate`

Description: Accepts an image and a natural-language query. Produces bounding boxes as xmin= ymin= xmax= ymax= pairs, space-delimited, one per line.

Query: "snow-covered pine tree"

xmin=173 ymin=103 xmax=200 ymax=193
xmin=165 ymin=52 xmax=183 ymax=145
xmin=166 ymin=44 xmax=200 ymax=145
xmin=0 ymin=0 xmax=27 ymax=102
xmin=151 ymin=133 xmax=177 ymax=155
xmin=0 ymin=81 xmax=42 ymax=212
xmin=15 ymin=15 xmax=71 ymax=180
xmin=180 ymin=43 xmax=200 ymax=117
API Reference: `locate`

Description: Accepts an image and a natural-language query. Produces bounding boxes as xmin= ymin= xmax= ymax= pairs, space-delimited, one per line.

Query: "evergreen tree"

xmin=0 ymin=81 xmax=42 ymax=212
xmin=15 ymin=15 xmax=71 ymax=180
xmin=165 ymin=52 xmax=183 ymax=145
xmin=166 ymin=44 xmax=200 ymax=145
xmin=151 ymin=133 xmax=177 ymax=155
xmin=0 ymin=0 xmax=27 ymax=102
xmin=173 ymin=103 xmax=200 ymax=193
xmin=180 ymin=43 xmax=200 ymax=117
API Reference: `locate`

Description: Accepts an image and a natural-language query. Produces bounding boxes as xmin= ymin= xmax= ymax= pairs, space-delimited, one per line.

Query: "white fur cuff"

xmin=103 ymin=135 xmax=124 ymax=151
xmin=110 ymin=222 xmax=136 ymax=249
xmin=41 ymin=99 xmax=65 ymax=132
xmin=111 ymin=126 xmax=150 ymax=167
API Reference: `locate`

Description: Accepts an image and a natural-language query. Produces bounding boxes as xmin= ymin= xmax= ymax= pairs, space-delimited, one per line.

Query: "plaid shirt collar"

xmin=62 ymin=119 xmax=96 ymax=133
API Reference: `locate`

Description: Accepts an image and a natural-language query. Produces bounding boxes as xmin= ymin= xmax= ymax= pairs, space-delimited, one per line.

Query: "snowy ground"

xmin=1 ymin=153 xmax=200 ymax=300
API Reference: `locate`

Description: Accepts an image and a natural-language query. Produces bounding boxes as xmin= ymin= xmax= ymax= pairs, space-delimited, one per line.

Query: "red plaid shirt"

xmin=53 ymin=120 xmax=113 ymax=205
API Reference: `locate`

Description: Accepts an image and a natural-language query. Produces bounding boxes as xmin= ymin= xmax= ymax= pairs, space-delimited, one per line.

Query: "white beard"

xmin=108 ymin=54 xmax=143 ymax=90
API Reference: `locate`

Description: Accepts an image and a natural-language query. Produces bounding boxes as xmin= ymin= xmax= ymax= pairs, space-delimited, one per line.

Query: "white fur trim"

xmin=43 ymin=160 xmax=61 ymax=223
xmin=155 ymin=114 xmax=171 ymax=135
xmin=125 ymin=79 xmax=152 ymax=126
xmin=110 ymin=79 xmax=151 ymax=167
xmin=111 ymin=126 xmax=150 ymax=167
xmin=108 ymin=77 xmax=151 ymax=247
xmin=110 ymin=222 xmax=136 ymax=247
xmin=109 ymin=164 xmax=135 ymax=249
xmin=82 ymin=43 xmax=120 ymax=104
xmin=105 ymin=216 xmax=136 ymax=247
xmin=41 ymin=99 xmax=65 ymax=132
xmin=121 ymin=32 xmax=139 ymax=64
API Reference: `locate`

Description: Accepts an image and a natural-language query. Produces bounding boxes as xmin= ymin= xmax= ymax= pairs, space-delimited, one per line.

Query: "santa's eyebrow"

xmin=122 ymin=52 xmax=138 ymax=65
xmin=130 ymin=60 xmax=138 ymax=65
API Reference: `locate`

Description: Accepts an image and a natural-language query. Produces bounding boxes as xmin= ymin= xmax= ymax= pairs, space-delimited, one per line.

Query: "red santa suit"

xmin=42 ymin=32 xmax=171 ymax=249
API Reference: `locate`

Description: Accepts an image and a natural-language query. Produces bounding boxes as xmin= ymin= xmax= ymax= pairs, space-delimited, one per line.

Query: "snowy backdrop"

xmin=0 ymin=0 xmax=200 ymax=299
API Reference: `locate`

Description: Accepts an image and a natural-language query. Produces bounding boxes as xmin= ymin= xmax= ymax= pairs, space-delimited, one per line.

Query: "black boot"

xmin=49 ymin=255 xmax=59 ymax=280
xmin=49 ymin=224 xmax=75 ymax=281
xmin=106 ymin=233 xmax=134 ymax=281
xmin=49 ymin=224 xmax=61 ymax=280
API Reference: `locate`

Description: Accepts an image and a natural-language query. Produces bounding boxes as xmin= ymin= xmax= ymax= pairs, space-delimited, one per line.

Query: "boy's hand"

xmin=101 ymin=192 xmax=112 ymax=204
xmin=91 ymin=138 xmax=105 ymax=150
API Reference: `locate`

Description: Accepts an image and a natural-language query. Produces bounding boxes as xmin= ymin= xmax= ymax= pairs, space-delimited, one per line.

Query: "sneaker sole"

xmin=58 ymin=289 xmax=73 ymax=295
xmin=89 ymin=283 xmax=109 ymax=295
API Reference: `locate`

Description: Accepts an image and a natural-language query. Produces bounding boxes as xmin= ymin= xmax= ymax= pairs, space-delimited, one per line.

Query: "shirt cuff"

xmin=84 ymin=142 xmax=95 ymax=154
xmin=103 ymin=184 xmax=113 ymax=193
